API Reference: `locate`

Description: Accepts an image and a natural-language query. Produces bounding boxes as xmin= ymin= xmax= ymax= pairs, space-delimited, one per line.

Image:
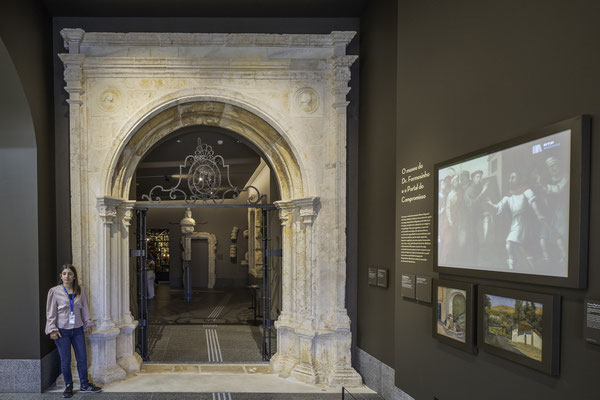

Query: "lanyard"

xmin=62 ymin=284 xmax=75 ymax=313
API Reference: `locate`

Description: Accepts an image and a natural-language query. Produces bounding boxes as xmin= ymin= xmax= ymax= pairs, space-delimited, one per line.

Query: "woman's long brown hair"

xmin=59 ymin=264 xmax=81 ymax=296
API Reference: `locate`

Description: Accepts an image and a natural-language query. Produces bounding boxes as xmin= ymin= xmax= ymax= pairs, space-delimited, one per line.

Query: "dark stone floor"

xmin=148 ymin=285 xmax=257 ymax=325
xmin=147 ymin=285 xmax=276 ymax=363
xmin=0 ymin=393 xmax=381 ymax=400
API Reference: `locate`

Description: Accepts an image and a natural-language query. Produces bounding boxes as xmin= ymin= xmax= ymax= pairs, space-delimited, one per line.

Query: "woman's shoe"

xmin=80 ymin=383 xmax=102 ymax=393
xmin=63 ymin=384 xmax=73 ymax=398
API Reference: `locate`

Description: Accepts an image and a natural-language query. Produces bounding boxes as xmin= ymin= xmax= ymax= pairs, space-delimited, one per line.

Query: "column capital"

xmin=58 ymin=53 xmax=86 ymax=99
xmin=97 ymin=197 xmax=122 ymax=224
xmin=275 ymin=196 xmax=319 ymax=225
xmin=118 ymin=200 xmax=136 ymax=227
xmin=329 ymin=55 xmax=357 ymax=108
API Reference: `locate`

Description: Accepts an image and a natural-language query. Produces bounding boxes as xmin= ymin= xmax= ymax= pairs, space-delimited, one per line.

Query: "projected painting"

xmin=437 ymin=129 xmax=571 ymax=277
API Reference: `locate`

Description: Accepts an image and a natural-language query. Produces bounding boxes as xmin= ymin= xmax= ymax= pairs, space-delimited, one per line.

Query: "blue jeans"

xmin=54 ymin=327 xmax=89 ymax=387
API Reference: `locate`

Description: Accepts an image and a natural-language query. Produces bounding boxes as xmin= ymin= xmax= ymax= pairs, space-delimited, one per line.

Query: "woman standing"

xmin=45 ymin=264 xmax=102 ymax=398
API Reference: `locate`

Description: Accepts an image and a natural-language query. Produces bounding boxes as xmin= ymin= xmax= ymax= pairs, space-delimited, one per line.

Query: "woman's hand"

xmin=85 ymin=326 xmax=93 ymax=334
xmin=49 ymin=331 xmax=61 ymax=340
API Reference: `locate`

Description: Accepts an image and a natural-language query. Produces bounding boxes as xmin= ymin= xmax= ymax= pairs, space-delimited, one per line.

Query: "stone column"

xmin=272 ymin=196 xmax=361 ymax=385
xmin=89 ymin=197 xmax=126 ymax=384
xmin=116 ymin=201 xmax=141 ymax=372
xmin=272 ymin=204 xmax=360 ymax=384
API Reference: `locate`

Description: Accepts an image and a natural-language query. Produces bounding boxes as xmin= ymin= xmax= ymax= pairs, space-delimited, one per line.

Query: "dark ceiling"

xmin=135 ymin=126 xmax=262 ymax=201
xmin=40 ymin=0 xmax=367 ymax=18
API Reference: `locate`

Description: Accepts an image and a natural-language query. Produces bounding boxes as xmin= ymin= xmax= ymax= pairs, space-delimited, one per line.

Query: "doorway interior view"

xmin=132 ymin=127 xmax=282 ymax=364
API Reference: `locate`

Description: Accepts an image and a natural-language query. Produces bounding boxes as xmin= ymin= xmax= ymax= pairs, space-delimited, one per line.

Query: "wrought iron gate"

xmin=132 ymin=137 xmax=280 ymax=362
xmin=132 ymin=204 xmax=278 ymax=362
xmin=134 ymin=208 xmax=149 ymax=361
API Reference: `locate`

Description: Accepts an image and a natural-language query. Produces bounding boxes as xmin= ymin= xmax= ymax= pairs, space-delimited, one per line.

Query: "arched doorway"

xmin=59 ymin=29 xmax=360 ymax=387
xmin=131 ymin=125 xmax=283 ymax=364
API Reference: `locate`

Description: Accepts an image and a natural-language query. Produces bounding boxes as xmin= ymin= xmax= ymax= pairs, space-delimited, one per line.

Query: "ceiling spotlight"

xmin=176 ymin=139 xmax=182 ymax=143
xmin=217 ymin=140 xmax=224 ymax=145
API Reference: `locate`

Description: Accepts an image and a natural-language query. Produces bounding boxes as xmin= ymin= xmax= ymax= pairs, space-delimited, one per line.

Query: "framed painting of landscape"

xmin=432 ymin=279 xmax=477 ymax=353
xmin=478 ymin=285 xmax=561 ymax=375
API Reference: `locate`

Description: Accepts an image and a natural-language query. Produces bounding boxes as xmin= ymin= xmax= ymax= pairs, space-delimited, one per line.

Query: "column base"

xmin=272 ymin=321 xmax=363 ymax=387
xmin=327 ymin=366 xmax=363 ymax=387
xmin=117 ymin=321 xmax=141 ymax=373
xmin=88 ymin=327 xmax=126 ymax=384
xmin=291 ymin=362 xmax=319 ymax=384
xmin=89 ymin=363 xmax=126 ymax=385
xmin=117 ymin=353 xmax=142 ymax=373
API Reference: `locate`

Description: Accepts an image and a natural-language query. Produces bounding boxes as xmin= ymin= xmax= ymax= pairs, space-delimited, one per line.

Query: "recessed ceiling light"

xmin=217 ymin=140 xmax=224 ymax=145
xmin=176 ymin=139 xmax=182 ymax=143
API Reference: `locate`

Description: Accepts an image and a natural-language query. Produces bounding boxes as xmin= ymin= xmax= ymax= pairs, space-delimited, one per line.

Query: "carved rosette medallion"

xmin=294 ymin=87 xmax=320 ymax=114
xmin=98 ymin=86 xmax=122 ymax=112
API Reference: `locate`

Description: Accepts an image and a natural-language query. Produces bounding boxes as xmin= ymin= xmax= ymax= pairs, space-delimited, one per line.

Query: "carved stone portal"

xmin=60 ymin=29 xmax=360 ymax=387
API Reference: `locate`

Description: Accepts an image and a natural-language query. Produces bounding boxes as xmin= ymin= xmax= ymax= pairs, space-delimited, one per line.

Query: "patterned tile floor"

xmin=147 ymin=285 xmax=276 ymax=363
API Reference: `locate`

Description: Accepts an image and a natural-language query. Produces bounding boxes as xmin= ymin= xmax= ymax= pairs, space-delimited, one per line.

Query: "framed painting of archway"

xmin=432 ymin=279 xmax=477 ymax=354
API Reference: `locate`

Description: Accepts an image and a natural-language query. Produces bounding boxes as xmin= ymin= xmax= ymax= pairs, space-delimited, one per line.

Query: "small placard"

xmin=401 ymin=274 xmax=416 ymax=299
xmin=377 ymin=269 xmax=388 ymax=288
xmin=585 ymin=299 xmax=600 ymax=345
xmin=368 ymin=268 xmax=378 ymax=286
xmin=415 ymin=276 xmax=432 ymax=303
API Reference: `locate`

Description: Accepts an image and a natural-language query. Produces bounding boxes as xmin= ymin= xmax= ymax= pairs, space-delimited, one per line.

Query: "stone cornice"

xmin=275 ymin=196 xmax=319 ymax=224
xmin=61 ymin=29 xmax=356 ymax=50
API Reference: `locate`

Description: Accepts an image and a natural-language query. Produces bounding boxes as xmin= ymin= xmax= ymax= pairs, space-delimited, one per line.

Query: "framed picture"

xmin=478 ymin=285 xmax=560 ymax=375
xmin=434 ymin=115 xmax=590 ymax=288
xmin=432 ymin=279 xmax=476 ymax=353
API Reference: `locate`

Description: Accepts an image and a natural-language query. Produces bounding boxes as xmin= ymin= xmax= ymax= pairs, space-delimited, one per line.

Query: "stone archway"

xmin=59 ymin=29 xmax=360 ymax=387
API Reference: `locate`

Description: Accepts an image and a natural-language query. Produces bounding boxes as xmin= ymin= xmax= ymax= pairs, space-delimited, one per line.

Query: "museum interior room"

xmin=1 ymin=0 xmax=600 ymax=399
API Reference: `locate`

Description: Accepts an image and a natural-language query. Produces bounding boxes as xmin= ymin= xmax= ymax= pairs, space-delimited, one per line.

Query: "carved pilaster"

xmin=96 ymin=197 xmax=120 ymax=331
xmin=59 ymin=52 xmax=86 ymax=276
xmin=115 ymin=200 xmax=141 ymax=373
xmin=298 ymin=197 xmax=317 ymax=329
xmin=90 ymin=197 xmax=126 ymax=384
xmin=118 ymin=201 xmax=136 ymax=324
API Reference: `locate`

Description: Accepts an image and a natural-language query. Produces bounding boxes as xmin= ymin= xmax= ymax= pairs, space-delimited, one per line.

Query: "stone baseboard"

xmin=0 ymin=359 xmax=41 ymax=392
xmin=355 ymin=347 xmax=414 ymax=400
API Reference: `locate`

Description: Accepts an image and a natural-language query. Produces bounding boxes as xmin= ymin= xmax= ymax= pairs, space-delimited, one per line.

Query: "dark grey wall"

xmin=356 ymin=0 xmax=397 ymax=367
xmin=0 ymin=0 xmax=55 ymax=362
xmin=0 ymin=39 xmax=40 ymax=359
xmin=395 ymin=1 xmax=600 ymax=399
xmin=147 ymin=207 xmax=250 ymax=288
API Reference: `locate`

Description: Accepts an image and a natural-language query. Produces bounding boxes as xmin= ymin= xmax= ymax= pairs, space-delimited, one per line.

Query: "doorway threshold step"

xmin=140 ymin=363 xmax=274 ymax=375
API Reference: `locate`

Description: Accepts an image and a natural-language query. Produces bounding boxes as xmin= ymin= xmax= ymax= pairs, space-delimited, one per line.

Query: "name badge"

xmin=69 ymin=311 xmax=75 ymax=325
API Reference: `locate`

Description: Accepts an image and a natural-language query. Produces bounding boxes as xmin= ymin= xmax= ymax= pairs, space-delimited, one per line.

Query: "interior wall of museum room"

xmin=0 ymin=0 xmax=57 ymax=392
xmin=393 ymin=1 xmax=600 ymax=399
